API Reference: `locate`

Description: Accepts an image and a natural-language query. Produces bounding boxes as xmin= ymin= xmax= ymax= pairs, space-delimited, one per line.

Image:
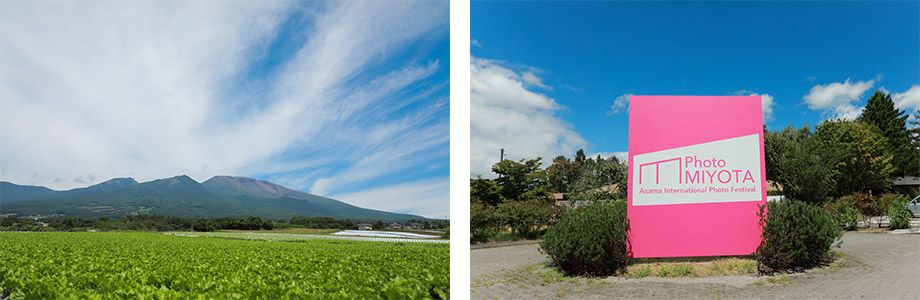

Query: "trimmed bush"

xmin=756 ymin=200 xmax=841 ymax=273
xmin=540 ymin=200 xmax=630 ymax=277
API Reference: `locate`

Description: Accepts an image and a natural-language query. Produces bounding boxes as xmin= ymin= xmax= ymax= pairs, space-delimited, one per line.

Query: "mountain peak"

xmin=67 ymin=177 xmax=139 ymax=194
xmin=154 ymin=175 xmax=198 ymax=185
xmin=95 ymin=177 xmax=138 ymax=187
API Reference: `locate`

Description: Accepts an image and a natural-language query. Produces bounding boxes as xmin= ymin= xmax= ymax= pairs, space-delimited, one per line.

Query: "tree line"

xmin=471 ymin=90 xmax=919 ymax=242
xmin=471 ymin=149 xmax=628 ymax=242
xmin=765 ymin=91 xmax=919 ymax=202
xmin=1 ymin=214 xmax=448 ymax=232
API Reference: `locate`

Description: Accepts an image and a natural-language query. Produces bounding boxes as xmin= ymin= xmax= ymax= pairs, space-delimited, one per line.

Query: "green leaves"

xmin=0 ymin=232 xmax=448 ymax=299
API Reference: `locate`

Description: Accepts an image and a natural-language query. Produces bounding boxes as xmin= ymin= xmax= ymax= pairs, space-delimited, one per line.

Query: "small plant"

xmin=755 ymin=200 xmax=842 ymax=274
xmin=626 ymin=265 xmax=652 ymax=278
xmin=540 ymin=200 xmax=630 ymax=277
xmin=884 ymin=194 xmax=912 ymax=230
xmin=824 ymin=195 xmax=861 ymax=230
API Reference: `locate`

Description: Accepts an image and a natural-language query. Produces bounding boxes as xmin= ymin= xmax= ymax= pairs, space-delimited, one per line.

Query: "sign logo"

xmin=632 ymin=134 xmax=762 ymax=206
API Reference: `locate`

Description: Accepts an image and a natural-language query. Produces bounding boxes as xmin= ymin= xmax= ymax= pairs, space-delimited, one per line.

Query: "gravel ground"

xmin=471 ymin=232 xmax=920 ymax=299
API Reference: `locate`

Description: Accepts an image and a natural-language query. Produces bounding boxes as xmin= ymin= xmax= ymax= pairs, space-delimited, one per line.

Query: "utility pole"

xmin=498 ymin=148 xmax=505 ymax=179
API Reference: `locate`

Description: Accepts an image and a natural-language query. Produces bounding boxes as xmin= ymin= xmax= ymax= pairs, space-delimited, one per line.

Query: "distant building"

xmin=388 ymin=222 xmax=402 ymax=230
xmin=356 ymin=223 xmax=373 ymax=230
xmin=35 ymin=222 xmax=50 ymax=228
xmin=405 ymin=222 xmax=423 ymax=230
xmin=894 ymin=177 xmax=920 ymax=195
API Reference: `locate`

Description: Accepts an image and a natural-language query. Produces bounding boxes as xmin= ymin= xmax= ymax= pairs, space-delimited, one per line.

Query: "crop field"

xmin=0 ymin=232 xmax=449 ymax=299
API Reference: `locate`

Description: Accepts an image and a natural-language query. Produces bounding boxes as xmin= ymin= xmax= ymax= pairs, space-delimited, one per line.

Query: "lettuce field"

xmin=0 ymin=232 xmax=449 ymax=299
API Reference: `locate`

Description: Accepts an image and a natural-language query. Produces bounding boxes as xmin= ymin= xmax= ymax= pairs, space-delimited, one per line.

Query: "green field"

xmin=0 ymin=232 xmax=449 ymax=299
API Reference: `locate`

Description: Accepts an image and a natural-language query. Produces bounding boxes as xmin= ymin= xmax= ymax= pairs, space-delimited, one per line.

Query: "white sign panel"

xmin=631 ymin=133 xmax=763 ymax=206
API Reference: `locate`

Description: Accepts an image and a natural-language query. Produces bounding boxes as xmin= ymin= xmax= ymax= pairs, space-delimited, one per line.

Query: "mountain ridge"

xmin=0 ymin=175 xmax=431 ymax=221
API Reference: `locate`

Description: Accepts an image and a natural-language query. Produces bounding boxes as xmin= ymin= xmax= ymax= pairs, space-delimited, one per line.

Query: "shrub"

xmin=470 ymin=201 xmax=499 ymax=243
xmin=824 ymin=195 xmax=861 ymax=230
xmin=540 ymin=200 xmax=630 ymax=277
xmin=755 ymin=200 xmax=842 ymax=273
xmin=889 ymin=206 xmax=912 ymax=230
xmin=882 ymin=194 xmax=912 ymax=230
xmin=850 ymin=193 xmax=883 ymax=226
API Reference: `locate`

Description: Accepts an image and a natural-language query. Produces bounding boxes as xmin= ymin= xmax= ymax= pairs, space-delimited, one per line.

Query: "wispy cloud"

xmin=607 ymin=93 xmax=632 ymax=115
xmin=333 ymin=177 xmax=449 ymax=219
xmin=470 ymin=58 xmax=586 ymax=178
xmin=0 ymin=1 xmax=449 ymax=218
xmin=471 ymin=39 xmax=483 ymax=48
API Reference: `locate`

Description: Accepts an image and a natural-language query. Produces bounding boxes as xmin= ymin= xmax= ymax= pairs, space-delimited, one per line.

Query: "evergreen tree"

xmin=858 ymin=91 xmax=919 ymax=177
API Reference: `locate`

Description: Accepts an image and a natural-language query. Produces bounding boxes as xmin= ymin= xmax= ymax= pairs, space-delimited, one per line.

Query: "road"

xmin=471 ymin=232 xmax=920 ymax=299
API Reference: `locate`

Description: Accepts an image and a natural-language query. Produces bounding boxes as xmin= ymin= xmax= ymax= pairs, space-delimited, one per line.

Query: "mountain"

xmin=0 ymin=175 xmax=429 ymax=221
xmin=0 ymin=182 xmax=55 ymax=203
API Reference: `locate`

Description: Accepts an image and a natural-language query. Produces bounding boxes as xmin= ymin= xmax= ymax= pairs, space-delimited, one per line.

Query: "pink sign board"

xmin=627 ymin=96 xmax=767 ymax=258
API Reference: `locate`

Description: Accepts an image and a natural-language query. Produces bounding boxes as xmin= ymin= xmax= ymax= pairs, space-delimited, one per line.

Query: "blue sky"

xmin=1 ymin=1 xmax=449 ymax=218
xmin=471 ymin=1 xmax=920 ymax=177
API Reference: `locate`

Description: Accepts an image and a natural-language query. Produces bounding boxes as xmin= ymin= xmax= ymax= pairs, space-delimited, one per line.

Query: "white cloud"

xmin=760 ymin=94 xmax=775 ymax=121
xmin=470 ymin=58 xmax=586 ymax=178
xmin=0 ymin=1 xmax=449 ymax=218
xmin=803 ymin=79 xmax=875 ymax=119
xmin=892 ymin=85 xmax=920 ymax=127
xmin=892 ymin=85 xmax=920 ymax=112
xmin=607 ymin=93 xmax=632 ymax=115
xmin=333 ymin=178 xmax=449 ymax=220
xmin=735 ymin=91 xmax=774 ymax=121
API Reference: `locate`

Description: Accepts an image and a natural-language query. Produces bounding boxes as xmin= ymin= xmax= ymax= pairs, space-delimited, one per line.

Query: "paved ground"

xmin=471 ymin=232 xmax=920 ymax=299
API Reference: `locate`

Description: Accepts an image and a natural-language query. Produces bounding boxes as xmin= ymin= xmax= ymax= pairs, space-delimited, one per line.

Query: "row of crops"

xmin=0 ymin=232 xmax=449 ymax=299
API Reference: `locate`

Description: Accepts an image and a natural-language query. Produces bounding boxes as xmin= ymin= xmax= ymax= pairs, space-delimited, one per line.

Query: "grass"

xmin=624 ymin=258 xmax=758 ymax=278
xmin=526 ymin=263 xmax=576 ymax=285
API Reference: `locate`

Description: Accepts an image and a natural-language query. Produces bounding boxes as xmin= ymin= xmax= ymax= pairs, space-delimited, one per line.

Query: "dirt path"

xmin=471 ymin=232 xmax=920 ymax=299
